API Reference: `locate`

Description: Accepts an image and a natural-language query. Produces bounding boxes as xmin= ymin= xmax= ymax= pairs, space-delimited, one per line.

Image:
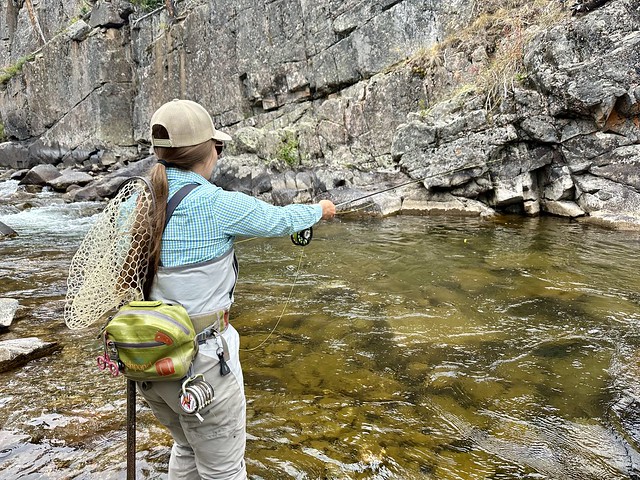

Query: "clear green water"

xmin=1 ymin=202 xmax=640 ymax=479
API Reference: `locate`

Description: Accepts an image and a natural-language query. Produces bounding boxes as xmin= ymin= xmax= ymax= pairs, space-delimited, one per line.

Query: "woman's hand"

xmin=319 ymin=200 xmax=336 ymax=220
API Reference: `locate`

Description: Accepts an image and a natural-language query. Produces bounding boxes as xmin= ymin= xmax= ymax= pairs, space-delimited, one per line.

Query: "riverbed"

xmin=1 ymin=180 xmax=640 ymax=479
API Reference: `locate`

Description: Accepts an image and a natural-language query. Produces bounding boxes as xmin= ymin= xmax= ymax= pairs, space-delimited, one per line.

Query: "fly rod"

xmin=334 ymin=177 xmax=424 ymax=209
xmin=332 ymin=157 xmax=505 ymax=211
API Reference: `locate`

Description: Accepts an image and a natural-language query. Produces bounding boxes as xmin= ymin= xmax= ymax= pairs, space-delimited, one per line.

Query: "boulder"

xmin=69 ymin=156 xmax=156 ymax=201
xmin=95 ymin=175 xmax=129 ymax=198
xmin=9 ymin=169 xmax=28 ymax=180
xmin=67 ymin=19 xmax=92 ymax=42
xmin=402 ymin=192 xmax=495 ymax=217
xmin=0 ymin=338 xmax=62 ymax=373
xmin=542 ymin=166 xmax=575 ymax=201
xmin=89 ymin=0 xmax=134 ymax=29
xmin=47 ymin=171 xmax=94 ymax=192
xmin=0 ymin=143 xmax=33 ymax=169
xmin=19 ymin=164 xmax=61 ymax=186
xmin=542 ymin=200 xmax=586 ymax=218
xmin=580 ymin=211 xmax=640 ymax=231
xmin=491 ymin=176 xmax=524 ymax=207
xmin=231 ymin=127 xmax=263 ymax=154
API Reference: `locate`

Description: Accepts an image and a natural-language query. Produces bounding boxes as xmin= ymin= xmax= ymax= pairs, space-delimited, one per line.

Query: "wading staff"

xmin=127 ymin=379 xmax=136 ymax=480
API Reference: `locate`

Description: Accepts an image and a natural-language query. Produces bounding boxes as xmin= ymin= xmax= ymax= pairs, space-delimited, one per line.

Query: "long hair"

xmin=143 ymin=125 xmax=213 ymax=297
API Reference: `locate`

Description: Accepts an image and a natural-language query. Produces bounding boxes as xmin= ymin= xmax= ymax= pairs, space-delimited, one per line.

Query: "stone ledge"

xmin=578 ymin=211 xmax=640 ymax=231
xmin=0 ymin=338 xmax=62 ymax=373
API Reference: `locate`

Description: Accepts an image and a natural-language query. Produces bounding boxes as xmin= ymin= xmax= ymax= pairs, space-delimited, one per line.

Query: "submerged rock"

xmin=0 ymin=338 xmax=62 ymax=373
xmin=0 ymin=221 xmax=17 ymax=238
xmin=0 ymin=298 xmax=19 ymax=328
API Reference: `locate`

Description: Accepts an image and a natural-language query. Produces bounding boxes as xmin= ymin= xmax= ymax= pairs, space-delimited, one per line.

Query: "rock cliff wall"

xmin=394 ymin=0 xmax=640 ymax=226
xmin=0 ymin=0 xmax=638 ymax=227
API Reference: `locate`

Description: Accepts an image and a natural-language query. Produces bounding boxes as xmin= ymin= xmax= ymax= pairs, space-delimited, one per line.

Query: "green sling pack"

xmin=97 ymin=183 xmax=201 ymax=382
xmin=101 ymin=300 xmax=198 ymax=382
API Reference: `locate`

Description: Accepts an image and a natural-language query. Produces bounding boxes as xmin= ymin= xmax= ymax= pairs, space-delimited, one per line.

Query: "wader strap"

xmin=164 ymin=183 xmax=200 ymax=229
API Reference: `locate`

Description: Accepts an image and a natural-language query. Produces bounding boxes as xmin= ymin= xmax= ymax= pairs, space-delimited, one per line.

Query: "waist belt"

xmin=192 ymin=309 xmax=231 ymax=364
xmin=191 ymin=309 xmax=229 ymax=338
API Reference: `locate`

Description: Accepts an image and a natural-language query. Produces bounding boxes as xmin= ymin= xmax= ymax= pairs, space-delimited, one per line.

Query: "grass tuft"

xmin=0 ymin=54 xmax=35 ymax=85
xmin=408 ymin=0 xmax=564 ymax=111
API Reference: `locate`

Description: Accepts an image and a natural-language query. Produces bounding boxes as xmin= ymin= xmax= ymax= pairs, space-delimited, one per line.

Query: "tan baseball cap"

xmin=150 ymin=99 xmax=232 ymax=148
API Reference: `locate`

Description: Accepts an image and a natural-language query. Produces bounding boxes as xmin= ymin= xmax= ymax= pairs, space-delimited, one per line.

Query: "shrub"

xmin=131 ymin=0 xmax=164 ymax=12
xmin=276 ymin=131 xmax=300 ymax=167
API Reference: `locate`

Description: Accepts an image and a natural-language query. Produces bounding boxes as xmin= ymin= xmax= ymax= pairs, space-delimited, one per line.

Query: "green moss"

xmin=0 ymin=123 xmax=5 ymax=142
xmin=0 ymin=54 xmax=35 ymax=85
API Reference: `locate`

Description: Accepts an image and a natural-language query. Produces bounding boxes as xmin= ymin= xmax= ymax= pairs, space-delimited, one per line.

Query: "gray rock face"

xmin=391 ymin=0 xmax=640 ymax=224
xmin=0 ymin=0 xmax=465 ymax=169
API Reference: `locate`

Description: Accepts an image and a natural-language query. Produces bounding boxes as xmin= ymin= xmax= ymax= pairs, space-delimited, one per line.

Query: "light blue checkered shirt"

xmin=161 ymin=169 xmax=322 ymax=267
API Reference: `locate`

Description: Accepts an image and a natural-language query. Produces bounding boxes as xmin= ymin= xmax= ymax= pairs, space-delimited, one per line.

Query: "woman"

xmin=138 ymin=99 xmax=335 ymax=479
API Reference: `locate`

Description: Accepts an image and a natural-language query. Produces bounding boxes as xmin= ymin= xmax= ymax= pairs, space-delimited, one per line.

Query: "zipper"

xmin=112 ymin=309 xmax=190 ymax=335
xmin=113 ymin=340 xmax=164 ymax=348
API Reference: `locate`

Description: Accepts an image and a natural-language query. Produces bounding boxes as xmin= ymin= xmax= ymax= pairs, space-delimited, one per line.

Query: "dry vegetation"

xmin=408 ymin=0 xmax=565 ymax=111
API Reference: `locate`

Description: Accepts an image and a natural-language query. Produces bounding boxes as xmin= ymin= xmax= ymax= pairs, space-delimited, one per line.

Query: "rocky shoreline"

xmin=2 ymin=145 xmax=640 ymax=232
xmin=0 ymin=151 xmax=499 ymax=221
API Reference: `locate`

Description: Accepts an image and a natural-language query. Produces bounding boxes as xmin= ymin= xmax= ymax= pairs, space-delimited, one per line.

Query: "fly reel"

xmin=291 ymin=227 xmax=312 ymax=246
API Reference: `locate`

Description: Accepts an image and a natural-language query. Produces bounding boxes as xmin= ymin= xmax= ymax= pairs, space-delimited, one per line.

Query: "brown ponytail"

xmin=143 ymin=162 xmax=169 ymax=298
xmin=143 ymin=125 xmax=214 ymax=298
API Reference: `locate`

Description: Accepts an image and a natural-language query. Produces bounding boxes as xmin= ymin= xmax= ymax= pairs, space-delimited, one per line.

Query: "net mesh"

xmin=64 ymin=177 xmax=156 ymax=329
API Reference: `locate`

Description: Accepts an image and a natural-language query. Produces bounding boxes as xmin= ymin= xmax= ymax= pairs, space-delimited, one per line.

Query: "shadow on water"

xmin=1 ymin=197 xmax=640 ymax=479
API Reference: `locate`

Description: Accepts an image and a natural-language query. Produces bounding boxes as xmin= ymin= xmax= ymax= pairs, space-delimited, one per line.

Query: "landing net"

xmin=64 ymin=177 xmax=156 ymax=329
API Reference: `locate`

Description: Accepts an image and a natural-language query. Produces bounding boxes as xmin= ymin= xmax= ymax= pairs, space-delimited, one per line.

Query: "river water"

xmin=1 ymin=179 xmax=640 ymax=479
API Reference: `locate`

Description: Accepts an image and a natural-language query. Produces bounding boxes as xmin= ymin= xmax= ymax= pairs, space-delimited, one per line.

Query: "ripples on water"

xmin=1 ymin=189 xmax=640 ymax=479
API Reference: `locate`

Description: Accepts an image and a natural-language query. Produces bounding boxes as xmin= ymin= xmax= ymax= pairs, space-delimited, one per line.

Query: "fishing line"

xmin=241 ymin=247 xmax=306 ymax=352
xmin=234 ymin=236 xmax=258 ymax=244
